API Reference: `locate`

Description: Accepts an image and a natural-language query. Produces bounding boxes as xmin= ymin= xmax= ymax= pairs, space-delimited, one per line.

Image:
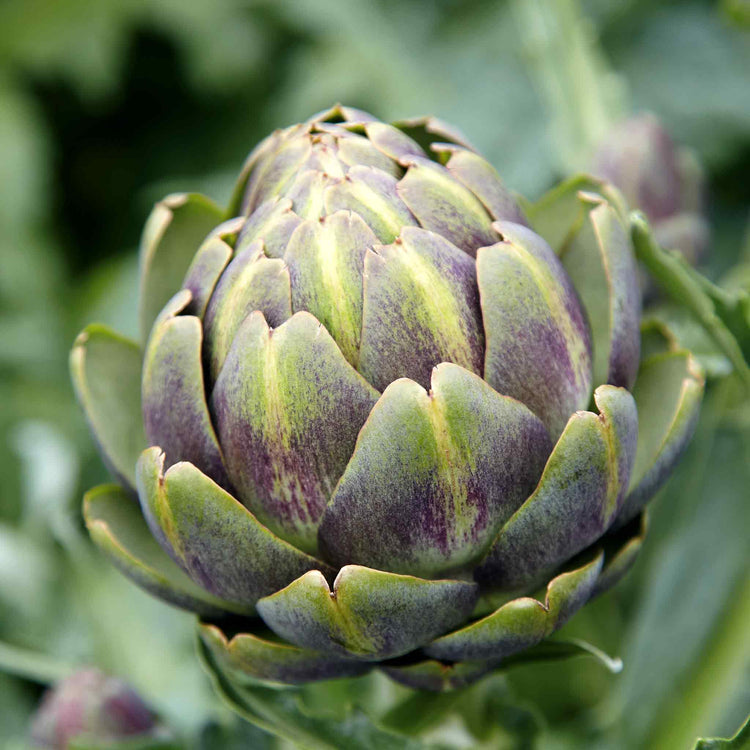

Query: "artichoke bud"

xmin=72 ymin=105 xmax=704 ymax=691
xmin=30 ymin=669 xmax=161 ymax=749
xmin=592 ymin=113 xmax=709 ymax=265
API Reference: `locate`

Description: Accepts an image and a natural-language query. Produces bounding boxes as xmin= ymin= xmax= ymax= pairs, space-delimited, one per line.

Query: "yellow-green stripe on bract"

xmin=324 ymin=165 xmax=417 ymax=243
xmin=437 ymin=145 xmax=528 ymax=225
xmin=358 ymin=227 xmax=484 ymax=391
xmin=285 ymin=211 xmax=378 ymax=367
xmin=425 ymin=552 xmax=603 ymax=662
xmin=234 ymin=197 xmax=302 ymax=259
xmin=336 ymin=131 xmax=402 ymax=176
xmin=242 ymin=131 xmax=311 ymax=214
xmin=363 ymin=121 xmax=427 ymax=163
xmin=142 ymin=291 xmax=229 ymax=488
xmin=397 ymin=156 xmax=497 ymax=256
xmin=285 ymin=169 xmax=337 ymax=220
xmin=211 ymin=311 xmax=379 ymax=554
xmin=182 ymin=237 xmax=232 ymax=319
xmin=318 ymin=364 xmax=552 ymax=578
xmin=203 ymin=239 xmax=292 ymax=382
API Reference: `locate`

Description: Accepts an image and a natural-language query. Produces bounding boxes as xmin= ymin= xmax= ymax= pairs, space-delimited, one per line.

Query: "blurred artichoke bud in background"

xmin=30 ymin=668 xmax=161 ymax=749
xmin=71 ymin=106 xmax=703 ymax=692
xmin=592 ymin=113 xmax=709 ymax=266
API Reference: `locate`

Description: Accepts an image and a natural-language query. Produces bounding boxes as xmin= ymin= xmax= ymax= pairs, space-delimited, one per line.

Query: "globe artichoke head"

xmin=72 ymin=106 xmax=703 ymax=691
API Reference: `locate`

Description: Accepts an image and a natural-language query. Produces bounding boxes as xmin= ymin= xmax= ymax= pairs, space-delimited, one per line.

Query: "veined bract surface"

xmin=71 ymin=105 xmax=703 ymax=691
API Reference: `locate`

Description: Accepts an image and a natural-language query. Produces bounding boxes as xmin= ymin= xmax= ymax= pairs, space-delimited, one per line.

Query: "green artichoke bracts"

xmin=71 ymin=106 xmax=703 ymax=691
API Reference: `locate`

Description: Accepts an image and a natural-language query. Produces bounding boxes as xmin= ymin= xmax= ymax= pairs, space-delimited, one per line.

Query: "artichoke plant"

xmin=71 ymin=105 xmax=703 ymax=692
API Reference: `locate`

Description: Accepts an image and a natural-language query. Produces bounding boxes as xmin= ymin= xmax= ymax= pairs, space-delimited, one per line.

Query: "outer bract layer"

xmin=72 ymin=105 xmax=703 ymax=690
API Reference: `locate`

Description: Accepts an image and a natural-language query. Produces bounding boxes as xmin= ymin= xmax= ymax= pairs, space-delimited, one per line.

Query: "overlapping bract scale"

xmin=284 ymin=211 xmax=375 ymax=366
xmin=478 ymin=221 xmax=593 ymax=440
xmin=474 ymin=386 xmax=638 ymax=590
xmin=71 ymin=105 xmax=705 ymax=692
xmin=142 ymin=290 xmax=230 ymax=488
xmin=256 ymin=566 xmax=478 ymax=661
xmin=319 ymin=364 xmax=552 ymax=577
xmin=212 ymin=311 xmax=379 ymax=553
xmin=358 ymin=227 xmax=484 ymax=390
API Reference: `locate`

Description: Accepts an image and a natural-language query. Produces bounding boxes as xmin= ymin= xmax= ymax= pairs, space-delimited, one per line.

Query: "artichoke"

xmin=30 ymin=669 xmax=161 ymax=748
xmin=72 ymin=105 xmax=703 ymax=692
xmin=592 ymin=113 xmax=709 ymax=267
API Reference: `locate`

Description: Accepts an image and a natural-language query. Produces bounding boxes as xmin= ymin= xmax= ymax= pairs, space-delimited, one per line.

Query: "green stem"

xmin=510 ymin=0 xmax=627 ymax=171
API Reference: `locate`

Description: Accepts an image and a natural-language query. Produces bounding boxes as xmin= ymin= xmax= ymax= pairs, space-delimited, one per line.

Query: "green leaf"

xmin=457 ymin=675 xmax=542 ymax=747
xmin=379 ymin=690 xmax=468 ymax=737
xmin=692 ymin=714 xmax=750 ymax=749
xmin=197 ymin=719 xmax=275 ymax=750
xmin=138 ymin=193 xmax=224 ymax=342
xmin=645 ymin=305 xmax=733 ymax=380
xmin=630 ymin=213 xmax=750 ymax=392
xmin=610 ymin=381 xmax=750 ymax=748
xmin=649 ymin=575 xmax=750 ymax=750
xmin=70 ymin=325 xmax=146 ymax=491
xmin=509 ymin=0 xmax=628 ymax=171
xmin=197 ymin=635 xmax=436 ymax=750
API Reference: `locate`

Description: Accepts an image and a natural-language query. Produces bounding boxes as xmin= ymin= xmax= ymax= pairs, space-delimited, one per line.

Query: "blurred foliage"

xmin=0 ymin=0 xmax=748 ymax=747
